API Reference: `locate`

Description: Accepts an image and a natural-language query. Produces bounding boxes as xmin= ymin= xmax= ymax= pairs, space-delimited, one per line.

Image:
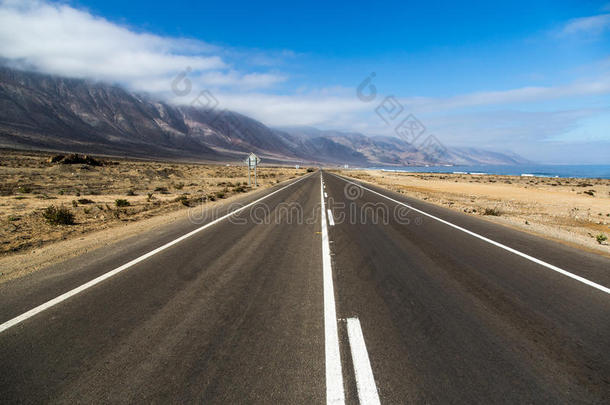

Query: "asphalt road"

xmin=1 ymin=170 xmax=608 ymax=404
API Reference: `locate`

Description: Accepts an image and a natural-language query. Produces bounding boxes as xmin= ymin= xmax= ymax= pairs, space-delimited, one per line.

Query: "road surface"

xmin=1 ymin=171 xmax=608 ymax=404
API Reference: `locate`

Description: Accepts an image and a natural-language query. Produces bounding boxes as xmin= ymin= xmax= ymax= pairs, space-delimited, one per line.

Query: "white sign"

xmin=244 ymin=152 xmax=260 ymax=169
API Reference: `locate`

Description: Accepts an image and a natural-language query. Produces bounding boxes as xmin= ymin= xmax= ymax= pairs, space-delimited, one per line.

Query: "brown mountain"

xmin=0 ymin=67 xmax=530 ymax=166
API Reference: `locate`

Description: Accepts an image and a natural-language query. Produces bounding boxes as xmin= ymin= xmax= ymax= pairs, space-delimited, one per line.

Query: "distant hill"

xmin=0 ymin=67 xmax=530 ymax=166
xmin=275 ymin=126 xmax=531 ymax=166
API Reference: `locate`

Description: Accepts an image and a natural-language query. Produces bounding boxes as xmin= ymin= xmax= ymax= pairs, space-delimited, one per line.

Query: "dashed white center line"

xmin=347 ymin=318 xmax=381 ymax=405
xmin=320 ymin=173 xmax=345 ymax=404
xmin=324 ymin=192 xmax=328 ymax=198
xmin=327 ymin=209 xmax=335 ymax=226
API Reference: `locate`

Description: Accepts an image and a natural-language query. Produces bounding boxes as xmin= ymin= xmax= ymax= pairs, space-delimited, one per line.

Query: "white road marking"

xmin=0 ymin=173 xmax=316 ymax=334
xmin=327 ymin=209 xmax=335 ymax=226
xmin=320 ymin=173 xmax=345 ymax=404
xmin=331 ymin=173 xmax=610 ymax=295
xmin=325 ymin=192 xmax=328 ymax=198
xmin=346 ymin=318 xmax=381 ymax=405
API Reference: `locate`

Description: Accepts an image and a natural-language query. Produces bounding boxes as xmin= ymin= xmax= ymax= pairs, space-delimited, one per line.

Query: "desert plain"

xmin=0 ymin=150 xmax=306 ymax=282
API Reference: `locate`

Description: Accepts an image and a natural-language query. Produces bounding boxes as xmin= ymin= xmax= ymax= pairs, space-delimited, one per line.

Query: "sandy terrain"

xmin=0 ymin=150 xmax=307 ymax=282
xmin=334 ymin=169 xmax=610 ymax=257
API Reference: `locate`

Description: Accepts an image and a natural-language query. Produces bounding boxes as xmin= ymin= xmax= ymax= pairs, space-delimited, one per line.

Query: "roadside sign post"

xmin=244 ymin=153 xmax=261 ymax=187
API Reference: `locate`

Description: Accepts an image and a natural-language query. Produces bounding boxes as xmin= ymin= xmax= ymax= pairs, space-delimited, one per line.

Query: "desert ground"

xmin=0 ymin=150 xmax=307 ymax=282
xmin=334 ymin=169 xmax=610 ymax=256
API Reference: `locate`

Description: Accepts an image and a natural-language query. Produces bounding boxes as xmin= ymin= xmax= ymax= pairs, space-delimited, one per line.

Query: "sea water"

xmin=369 ymin=165 xmax=610 ymax=179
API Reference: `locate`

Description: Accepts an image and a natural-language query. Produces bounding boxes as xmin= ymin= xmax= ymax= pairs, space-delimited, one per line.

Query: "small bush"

xmin=126 ymin=189 xmax=136 ymax=196
xmin=174 ymin=182 xmax=184 ymax=190
xmin=174 ymin=195 xmax=190 ymax=206
xmin=72 ymin=200 xmax=78 ymax=207
xmin=584 ymin=190 xmax=595 ymax=196
xmin=16 ymin=185 xmax=32 ymax=193
xmin=596 ymin=234 xmax=608 ymax=244
xmin=215 ymin=191 xmax=226 ymax=199
xmin=154 ymin=186 xmax=169 ymax=194
xmin=115 ymin=199 xmax=130 ymax=207
xmin=43 ymin=205 xmax=75 ymax=225
xmin=78 ymin=198 xmax=95 ymax=204
xmin=57 ymin=154 xmax=103 ymax=166
xmin=483 ymin=208 xmax=501 ymax=216
xmin=306 ymin=168 xmax=315 ymax=172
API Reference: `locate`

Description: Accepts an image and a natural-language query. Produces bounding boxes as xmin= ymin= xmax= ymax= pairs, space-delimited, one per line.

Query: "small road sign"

xmin=244 ymin=153 xmax=261 ymax=186
xmin=245 ymin=153 xmax=260 ymax=168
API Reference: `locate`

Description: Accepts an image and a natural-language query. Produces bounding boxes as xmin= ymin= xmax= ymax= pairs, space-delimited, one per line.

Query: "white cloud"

xmin=0 ymin=0 xmax=284 ymax=90
xmin=404 ymin=78 xmax=610 ymax=112
xmin=162 ymin=75 xmax=610 ymax=140
xmin=423 ymin=108 xmax=605 ymax=145
xmin=172 ymin=90 xmax=370 ymax=127
xmin=560 ymin=13 xmax=610 ymax=36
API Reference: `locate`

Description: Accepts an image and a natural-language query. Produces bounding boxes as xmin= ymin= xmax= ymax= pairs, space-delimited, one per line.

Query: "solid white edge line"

xmin=321 ymin=173 xmax=345 ymax=404
xmin=327 ymin=209 xmax=335 ymax=226
xmin=346 ymin=318 xmax=381 ymax=405
xmin=330 ymin=173 xmax=610 ymax=295
xmin=0 ymin=173 xmax=315 ymax=334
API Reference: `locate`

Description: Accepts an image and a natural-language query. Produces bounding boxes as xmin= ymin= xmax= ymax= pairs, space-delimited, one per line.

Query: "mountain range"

xmin=0 ymin=67 xmax=530 ymax=166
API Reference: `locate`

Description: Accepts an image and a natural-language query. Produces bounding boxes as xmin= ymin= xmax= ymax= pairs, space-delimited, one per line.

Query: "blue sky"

xmin=1 ymin=0 xmax=609 ymax=163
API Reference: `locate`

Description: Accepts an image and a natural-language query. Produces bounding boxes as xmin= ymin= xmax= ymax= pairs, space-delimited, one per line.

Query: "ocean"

xmin=369 ymin=164 xmax=610 ymax=179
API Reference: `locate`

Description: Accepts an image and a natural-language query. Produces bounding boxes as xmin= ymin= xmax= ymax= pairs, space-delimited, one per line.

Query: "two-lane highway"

xmin=1 ymin=170 xmax=608 ymax=403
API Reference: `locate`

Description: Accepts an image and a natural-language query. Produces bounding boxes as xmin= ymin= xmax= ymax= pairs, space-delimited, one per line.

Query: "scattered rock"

xmin=48 ymin=154 xmax=105 ymax=166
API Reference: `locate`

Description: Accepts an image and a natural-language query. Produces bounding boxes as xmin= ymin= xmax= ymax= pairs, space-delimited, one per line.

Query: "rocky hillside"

xmin=0 ymin=67 xmax=530 ymax=166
